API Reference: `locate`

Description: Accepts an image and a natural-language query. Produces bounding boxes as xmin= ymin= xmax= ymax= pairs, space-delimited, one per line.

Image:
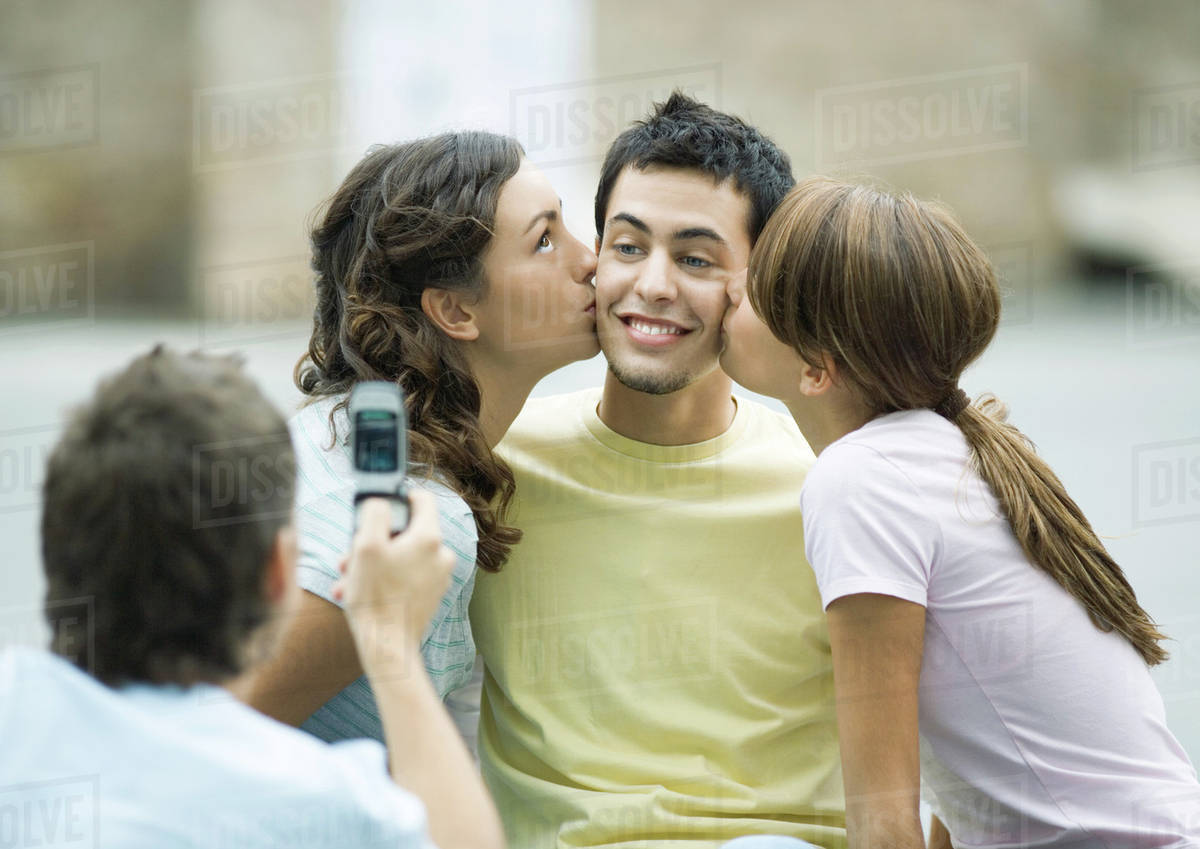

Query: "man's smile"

xmin=616 ymin=312 xmax=694 ymax=347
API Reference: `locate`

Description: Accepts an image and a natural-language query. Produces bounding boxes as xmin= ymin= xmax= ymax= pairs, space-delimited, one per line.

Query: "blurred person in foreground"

xmin=0 ymin=346 xmax=503 ymax=849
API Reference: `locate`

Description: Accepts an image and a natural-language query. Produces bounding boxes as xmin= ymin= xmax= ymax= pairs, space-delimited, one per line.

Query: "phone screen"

xmin=354 ymin=410 xmax=399 ymax=472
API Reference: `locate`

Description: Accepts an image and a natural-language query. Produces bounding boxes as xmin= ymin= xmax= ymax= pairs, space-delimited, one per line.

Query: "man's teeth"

xmin=630 ymin=319 xmax=682 ymax=336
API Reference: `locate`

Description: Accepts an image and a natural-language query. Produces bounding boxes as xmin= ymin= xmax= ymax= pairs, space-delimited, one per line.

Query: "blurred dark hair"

xmin=42 ymin=346 xmax=294 ymax=686
xmin=296 ymin=132 xmax=524 ymax=573
xmin=594 ymin=90 xmax=795 ymax=242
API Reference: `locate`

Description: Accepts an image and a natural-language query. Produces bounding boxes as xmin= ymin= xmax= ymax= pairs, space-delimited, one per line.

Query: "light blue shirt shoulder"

xmin=0 ymin=647 xmax=432 ymax=849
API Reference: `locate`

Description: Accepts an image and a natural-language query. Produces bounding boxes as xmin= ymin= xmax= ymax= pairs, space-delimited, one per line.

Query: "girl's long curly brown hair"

xmin=297 ymin=132 xmax=524 ymax=572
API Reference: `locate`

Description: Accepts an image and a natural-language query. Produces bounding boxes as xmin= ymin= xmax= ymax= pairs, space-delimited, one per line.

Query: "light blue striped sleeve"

xmin=295 ymin=492 xmax=355 ymax=604
xmin=414 ymin=479 xmax=480 ymax=698
xmin=290 ymin=403 xmax=357 ymax=604
xmin=294 ymin=475 xmax=480 ymax=710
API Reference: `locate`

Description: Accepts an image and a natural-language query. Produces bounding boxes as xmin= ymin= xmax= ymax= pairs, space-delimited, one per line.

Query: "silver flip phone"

xmin=349 ymin=381 xmax=410 ymax=534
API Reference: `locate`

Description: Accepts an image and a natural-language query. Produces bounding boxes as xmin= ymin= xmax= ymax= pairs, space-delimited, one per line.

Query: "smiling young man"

xmin=468 ymin=94 xmax=847 ymax=849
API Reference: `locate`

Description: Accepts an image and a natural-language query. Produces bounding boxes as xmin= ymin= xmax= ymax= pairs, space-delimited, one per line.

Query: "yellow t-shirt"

xmin=470 ymin=389 xmax=845 ymax=849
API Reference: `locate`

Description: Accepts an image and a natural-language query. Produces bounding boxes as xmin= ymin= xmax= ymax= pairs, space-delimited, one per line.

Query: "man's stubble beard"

xmin=606 ymin=358 xmax=693 ymax=396
xmin=600 ymin=332 xmax=716 ymax=397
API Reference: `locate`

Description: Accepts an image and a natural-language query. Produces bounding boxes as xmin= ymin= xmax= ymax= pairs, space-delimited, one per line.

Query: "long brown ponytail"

xmin=298 ymin=132 xmax=524 ymax=573
xmin=749 ymin=177 xmax=1168 ymax=665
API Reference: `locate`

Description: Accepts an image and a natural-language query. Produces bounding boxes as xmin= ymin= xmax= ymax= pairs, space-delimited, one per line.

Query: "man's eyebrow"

xmin=607 ymin=213 xmax=728 ymax=248
xmin=524 ymin=202 xmax=561 ymax=235
xmin=673 ymin=227 xmax=727 ymax=246
xmin=607 ymin=212 xmax=650 ymax=234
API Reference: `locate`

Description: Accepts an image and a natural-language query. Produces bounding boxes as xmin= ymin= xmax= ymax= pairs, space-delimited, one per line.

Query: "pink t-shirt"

xmin=801 ymin=409 xmax=1200 ymax=849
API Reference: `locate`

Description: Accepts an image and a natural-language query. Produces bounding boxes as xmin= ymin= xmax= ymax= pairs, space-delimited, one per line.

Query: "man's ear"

xmin=797 ymin=354 xmax=838 ymax=398
xmin=420 ymin=288 xmax=480 ymax=342
xmin=263 ymin=526 xmax=296 ymax=605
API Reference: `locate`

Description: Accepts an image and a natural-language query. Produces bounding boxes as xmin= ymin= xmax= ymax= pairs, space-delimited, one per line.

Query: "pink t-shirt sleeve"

xmin=800 ymin=441 xmax=940 ymax=611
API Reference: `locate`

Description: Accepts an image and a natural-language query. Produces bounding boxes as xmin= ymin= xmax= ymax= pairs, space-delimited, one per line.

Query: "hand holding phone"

xmin=335 ymin=490 xmax=454 ymax=652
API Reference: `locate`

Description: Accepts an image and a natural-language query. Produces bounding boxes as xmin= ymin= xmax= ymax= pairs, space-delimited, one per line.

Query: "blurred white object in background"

xmin=1053 ymin=167 xmax=1200 ymax=272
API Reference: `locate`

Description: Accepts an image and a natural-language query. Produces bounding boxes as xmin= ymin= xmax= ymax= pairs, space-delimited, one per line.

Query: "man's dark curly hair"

xmin=41 ymin=346 xmax=294 ymax=687
xmin=594 ymin=90 xmax=795 ymax=243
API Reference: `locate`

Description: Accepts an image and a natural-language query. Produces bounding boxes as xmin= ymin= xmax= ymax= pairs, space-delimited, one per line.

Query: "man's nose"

xmin=632 ymin=251 xmax=677 ymax=302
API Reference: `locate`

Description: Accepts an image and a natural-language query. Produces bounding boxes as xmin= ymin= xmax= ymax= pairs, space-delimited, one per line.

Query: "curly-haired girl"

xmin=241 ymin=132 xmax=598 ymax=744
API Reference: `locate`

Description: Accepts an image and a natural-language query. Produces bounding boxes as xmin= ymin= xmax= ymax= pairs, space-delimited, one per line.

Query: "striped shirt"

xmin=289 ymin=395 xmax=479 ymax=743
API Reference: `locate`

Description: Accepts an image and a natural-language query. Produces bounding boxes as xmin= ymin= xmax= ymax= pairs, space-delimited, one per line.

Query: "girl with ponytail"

xmin=241 ymin=132 xmax=599 ymax=746
xmin=720 ymin=177 xmax=1199 ymax=849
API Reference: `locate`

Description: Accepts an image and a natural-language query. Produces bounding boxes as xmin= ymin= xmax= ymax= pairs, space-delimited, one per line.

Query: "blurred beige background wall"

xmin=586 ymin=0 xmax=1200 ymax=304
xmin=6 ymin=1 xmax=1198 ymax=320
xmin=1 ymin=0 xmax=194 ymax=311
